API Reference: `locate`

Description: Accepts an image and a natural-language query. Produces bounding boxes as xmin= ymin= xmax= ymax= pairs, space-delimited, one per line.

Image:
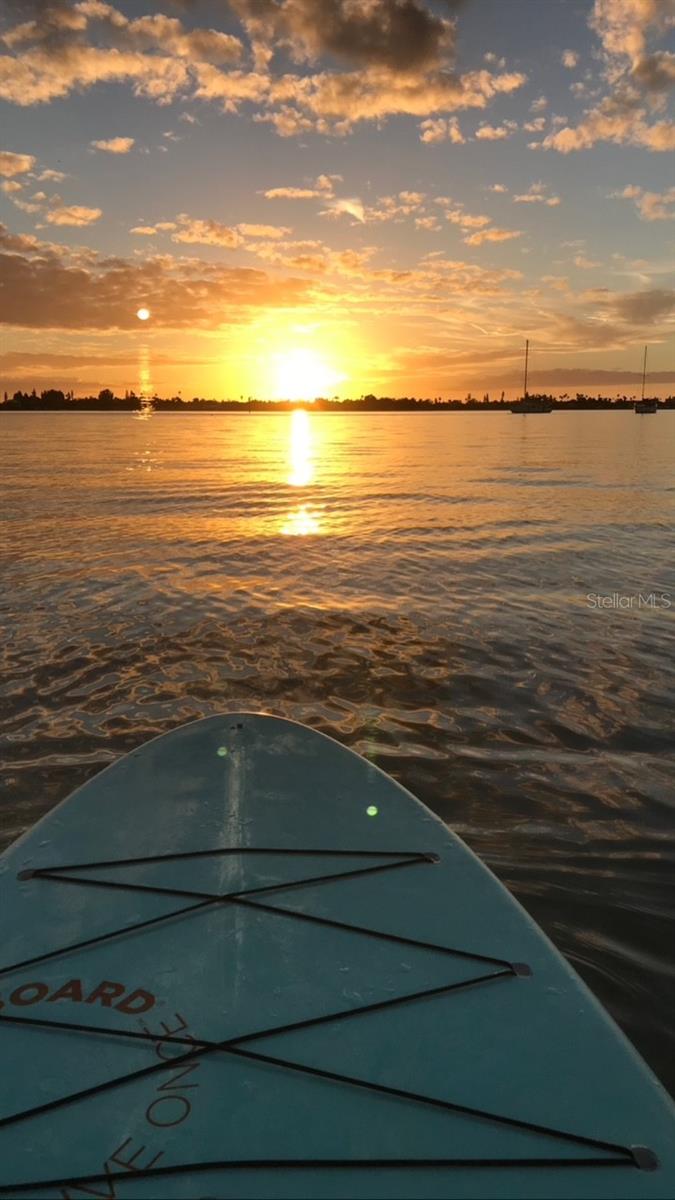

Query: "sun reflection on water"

xmin=282 ymin=409 xmax=322 ymax=535
xmin=287 ymin=409 xmax=313 ymax=487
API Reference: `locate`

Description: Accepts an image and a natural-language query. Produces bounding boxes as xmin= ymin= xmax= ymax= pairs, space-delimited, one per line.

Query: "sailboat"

xmin=510 ymin=339 xmax=552 ymax=412
xmin=634 ymin=346 xmax=657 ymax=413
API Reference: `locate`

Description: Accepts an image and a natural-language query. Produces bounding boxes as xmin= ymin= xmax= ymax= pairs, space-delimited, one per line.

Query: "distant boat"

xmin=510 ymin=339 xmax=552 ymax=412
xmin=634 ymin=345 xmax=657 ymax=413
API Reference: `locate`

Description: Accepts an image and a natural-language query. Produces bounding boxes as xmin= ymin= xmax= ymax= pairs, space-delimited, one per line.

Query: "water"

xmin=1 ymin=410 xmax=674 ymax=1095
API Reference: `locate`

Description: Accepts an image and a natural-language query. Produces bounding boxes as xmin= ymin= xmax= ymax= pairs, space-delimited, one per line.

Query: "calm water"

xmin=1 ymin=411 xmax=674 ymax=1095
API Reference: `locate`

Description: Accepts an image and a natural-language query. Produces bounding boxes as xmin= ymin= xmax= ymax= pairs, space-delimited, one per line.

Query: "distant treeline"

xmin=2 ymin=388 xmax=674 ymax=412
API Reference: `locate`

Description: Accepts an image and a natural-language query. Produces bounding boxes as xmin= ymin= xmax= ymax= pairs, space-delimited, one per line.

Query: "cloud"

xmin=321 ymin=197 xmax=366 ymax=223
xmin=228 ymin=0 xmax=462 ymax=73
xmin=45 ymin=204 xmax=102 ymax=226
xmin=264 ymin=174 xmax=340 ymax=200
xmin=437 ymin=200 xmax=523 ymax=247
xmin=226 ymin=234 xmax=379 ymax=279
xmin=589 ymin=0 xmax=675 ymax=87
xmin=0 ymin=3 xmax=241 ymax=107
xmin=1 ymin=2 xmax=243 ymax=64
xmin=463 ymin=227 xmax=522 ymax=246
xmin=0 ymin=3 xmax=528 ymax=139
xmin=171 ymin=214 xmax=243 ymax=248
xmin=120 ymin=13 xmax=243 ymax=66
xmin=12 ymin=198 xmax=42 ymax=213
xmin=0 ymin=220 xmax=312 ymax=330
xmin=321 ymin=190 xmax=425 ymax=226
xmin=130 ymin=225 xmax=157 ymax=235
xmin=475 ymin=121 xmax=518 ymax=140
xmin=615 ymin=183 xmax=675 ymax=220
xmin=486 ymin=366 xmax=675 ymax=387
xmin=346 ymin=191 xmax=427 ymax=224
xmin=255 ymin=66 xmax=527 ymax=135
xmin=487 ymin=183 xmax=508 ymax=193
xmin=533 ymin=3 xmax=675 ymax=153
xmin=574 ymin=254 xmax=602 ymax=269
xmin=419 ymin=116 xmax=465 ymax=143
xmin=523 ymin=116 xmax=546 ymax=133
xmin=445 ymin=208 xmax=491 ymax=230
xmin=562 ymin=49 xmax=579 ymax=69
xmin=632 ymin=51 xmax=675 ymax=91
xmin=90 ymin=135 xmax=135 ymax=153
xmin=0 ymin=150 xmax=36 ymax=177
xmin=415 ymin=215 xmax=441 ymax=231
xmin=611 ymin=287 xmax=675 ymax=324
xmin=238 ymin=223 xmax=291 ymax=238
xmin=1 ymin=180 xmax=23 ymax=194
xmin=513 ymin=181 xmax=561 ymax=206
xmin=0 ymin=42 xmax=192 ymax=106
xmin=536 ymin=94 xmax=675 ymax=152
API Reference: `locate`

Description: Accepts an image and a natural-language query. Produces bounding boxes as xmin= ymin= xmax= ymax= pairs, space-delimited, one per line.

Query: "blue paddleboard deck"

xmin=0 ymin=713 xmax=674 ymax=1199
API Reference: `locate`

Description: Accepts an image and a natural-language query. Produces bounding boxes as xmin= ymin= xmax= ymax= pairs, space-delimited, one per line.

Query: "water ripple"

xmin=1 ymin=411 xmax=674 ymax=1095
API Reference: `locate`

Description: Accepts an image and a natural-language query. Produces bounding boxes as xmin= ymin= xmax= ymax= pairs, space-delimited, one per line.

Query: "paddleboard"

xmin=1 ymin=712 xmax=674 ymax=1199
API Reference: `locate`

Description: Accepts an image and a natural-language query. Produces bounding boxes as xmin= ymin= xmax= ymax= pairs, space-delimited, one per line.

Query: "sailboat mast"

xmin=641 ymin=345 xmax=647 ymax=402
xmin=523 ymin=338 xmax=529 ymax=400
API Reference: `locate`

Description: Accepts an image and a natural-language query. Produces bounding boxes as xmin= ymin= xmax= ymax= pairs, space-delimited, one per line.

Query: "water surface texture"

xmin=1 ymin=411 xmax=674 ymax=1095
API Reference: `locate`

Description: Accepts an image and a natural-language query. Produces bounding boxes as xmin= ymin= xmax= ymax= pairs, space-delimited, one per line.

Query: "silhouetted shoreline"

xmin=2 ymin=390 xmax=673 ymax=412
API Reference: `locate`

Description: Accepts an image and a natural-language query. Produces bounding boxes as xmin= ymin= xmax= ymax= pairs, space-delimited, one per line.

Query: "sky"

xmin=1 ymin=0 xmax=674 ymax=400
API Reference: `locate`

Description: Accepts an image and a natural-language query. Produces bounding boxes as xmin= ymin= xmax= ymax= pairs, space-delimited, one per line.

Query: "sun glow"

xmin=274 ymin=348 xmax=342 ymax=401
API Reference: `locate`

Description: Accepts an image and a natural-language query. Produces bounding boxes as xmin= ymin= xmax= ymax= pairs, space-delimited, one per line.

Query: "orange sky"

xmin=1 ymin=0 xmax=674 ymax=399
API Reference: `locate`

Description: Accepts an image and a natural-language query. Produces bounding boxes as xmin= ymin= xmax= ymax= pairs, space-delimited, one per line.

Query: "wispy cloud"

xmin=475 ymin=121 xmax=518 ymax=140
xmin=171 ymin=214 xmax=243 ymax=248
xmin=614 ymin=184 xmax=675 ymax=221
xmin=513 ymin=181 xmax=561 ymax=206
xmin=419 ymin=117 xmax=465 ymax=143
xmin=463 ymin=227 xmax=522 ymax=246
xmin=573 ymin=253 xmax=602 ymax=269
xmin=45 ymin=205 xmax=102 ymax=227
xmin=90 ymin=136 xmax=135 ymax=154
xmin=264 ymin=175 xmax=340 ymax=200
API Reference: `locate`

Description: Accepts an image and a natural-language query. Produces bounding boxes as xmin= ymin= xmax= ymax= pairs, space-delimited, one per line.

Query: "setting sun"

xmin=274 ymin=348 xmax=342 ymax=402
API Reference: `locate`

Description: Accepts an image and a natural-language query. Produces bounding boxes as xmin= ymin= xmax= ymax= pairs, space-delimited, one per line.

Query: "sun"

xmin=136 ymin=307 xmax=151 ymax=321
xmin=274 ymin=348 xmax=342 ymax=401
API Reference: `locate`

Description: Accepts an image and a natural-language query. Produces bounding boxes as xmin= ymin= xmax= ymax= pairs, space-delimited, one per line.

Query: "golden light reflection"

xmin=134 ymin=342 xmax=154 ymax=420
xmin=287 ymin=409 xmax=313 ymax=487
xmin=282 ymin=408 xmax=321 ymax=536
xmin=281 ymin=505 xmax=321 ymax=536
